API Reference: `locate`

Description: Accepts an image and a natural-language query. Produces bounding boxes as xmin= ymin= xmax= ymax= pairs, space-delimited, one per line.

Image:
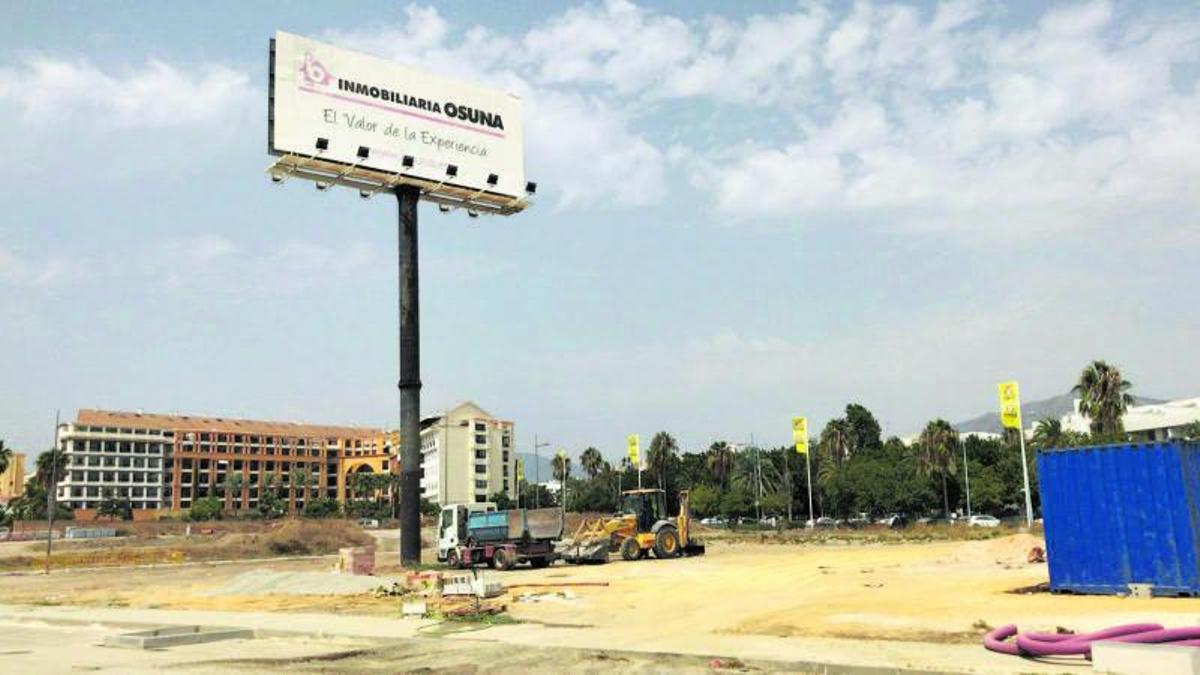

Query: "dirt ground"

xmin=4 ymin=532 xmax=1200 ymax=672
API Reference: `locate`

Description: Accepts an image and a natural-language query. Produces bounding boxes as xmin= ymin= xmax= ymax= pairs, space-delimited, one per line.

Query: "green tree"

xmin=223 ymin=472 xmax=245 ymax=514
xmin=844 ymin=403 xmax=883 ymax=453
xmin=291 ymin=466 xmax=310 ymax=507
xmin=303 ymin=497 xmax=340 ymax=518
xmin=1032 ymin=418 xmax=1065 ymax=449
xmin=819 ymin=418 xmax=853 ymax=465
xmin=646 ymin=431 xmax=678 ymax=493
xmin=188 ymin=496 xmax=223 ymax=522
xmin=97 ymin=489 xmax=133 ymax=521
xmin=35 ymin=448 xmax=68 ymax=491
xmin=551 ymin=453 xmax=572 ymax=483
xmin=719 ymin=486 xmax=755 ymax=520
xmin=580 ymin=447 xmax=606 ymax=479
xmin=688 ymin=484 xmax=721 ymax=517
xmin=1073 ymin=360 xmax=1134 ymax=438
xmin=917 ymin=419 xmax=958 ymax=518
xmin=489 ymin=491 xmax=515 ymax=509
xmin=0 ymin=439 xmax=11 ymax=477
xmin=759 ymin=491 xmax=788 ymax=517
xmin=706 ymin=441 xmax=734 ymax=489
xmin=1183 ymin=421 xmax=1200 ymax=440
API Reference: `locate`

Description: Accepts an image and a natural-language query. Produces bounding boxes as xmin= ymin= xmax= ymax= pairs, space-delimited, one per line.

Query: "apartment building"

xmin=419 ymin=401 xmax=515 ymax=506
xmin=0 ymin=452 xmax=25 ymax=502
xmin=55 ymin=409 xmax=391 ymax=517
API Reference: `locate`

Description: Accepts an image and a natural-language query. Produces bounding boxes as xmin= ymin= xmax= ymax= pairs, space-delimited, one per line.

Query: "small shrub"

xmin=303 ymin=497 xmax=341 ymax=519
xmin=187 ymin=497 xmax=223 ymax=522
xmin=262 ymin=519 xmax=373 ymax=556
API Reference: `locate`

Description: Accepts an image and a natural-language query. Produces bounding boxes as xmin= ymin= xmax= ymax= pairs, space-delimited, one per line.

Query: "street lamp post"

xmin=532 ymin=435 xmax=550 ymax=508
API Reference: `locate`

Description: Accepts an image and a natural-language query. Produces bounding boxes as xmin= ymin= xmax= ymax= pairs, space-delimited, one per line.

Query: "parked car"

xmin=846 ymin=514 xmax=871 ymax=529
xmin=877 ymin=513 xmax=908 ymax=529
xmin=759 ymin=516 xmax=780 ymax=527
xmin=357 ymin=518 xmax=380 ymax=529
xmin=700 ymin=516 xmax=727 ymax=526
xmin=967 ymin=514 xmax=1001 ymax=528
xmin=804 ymin=516 xmax=837 ymax=529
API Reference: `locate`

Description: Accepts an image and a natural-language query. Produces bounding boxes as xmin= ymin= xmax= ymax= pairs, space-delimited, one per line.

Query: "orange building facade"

xmin=55 ymin=410 xmax=396 ymax=517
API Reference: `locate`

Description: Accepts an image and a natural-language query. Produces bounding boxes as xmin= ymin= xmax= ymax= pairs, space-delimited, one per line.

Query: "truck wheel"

xmin=493 ymin=547 xmax=514 ymax=571
xmin=529 ymin=556 xmax=550 ymax=569
xmin=446 ymin=548 xmax=462 ymax=569
xmin=654 ymin=526 xmax=681 ymax=559
xmin=620 ymin=537 xmax=642 ymax=561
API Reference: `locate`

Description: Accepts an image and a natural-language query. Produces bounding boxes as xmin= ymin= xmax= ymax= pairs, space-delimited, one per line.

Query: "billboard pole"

xmin=397 ymin=185 xmax=422 ymax=567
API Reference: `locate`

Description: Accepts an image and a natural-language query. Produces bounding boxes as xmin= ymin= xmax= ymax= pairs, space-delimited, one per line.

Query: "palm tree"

xmin=917 ymin=419 xmax=958 ymax=518
xmin=291 ymin=466 xmax=311 ymax=508
xmin=646 ymin=431 xmax=678 ymax=490
xmin=580 ymin=447 xmax=605 ymax=479
xmin=0 ymin=440 xmax=11 ymax=477
xmin=35 ymin=447 xmax=67 ymax=491
xmin=223 ymin=472 xmax=245 ymax=513
xmin=1073 ymin=360 xmax=1134 ymax=438
xmin=1184 ymin=421 xmax=1200 ymax=441
xmin=819 ymin=418 xmax=853 ymax=465
xmin=1032 ymin=418 xmax=1065 ymax=449
xmin=707 ymin=441 xmax=734 ymax=489
xmin=551 ymin=453 xmax=571 ymax=483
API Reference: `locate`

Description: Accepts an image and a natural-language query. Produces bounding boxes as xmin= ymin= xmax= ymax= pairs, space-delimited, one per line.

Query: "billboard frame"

xmin=267 ymin=37 xmax=533 ymax=216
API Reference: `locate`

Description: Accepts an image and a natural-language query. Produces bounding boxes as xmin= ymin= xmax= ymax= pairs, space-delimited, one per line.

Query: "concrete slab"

xmin=104 ymin=625 xmax=254 ymax=649
xmin=1092 ymin=641 xmax=1200 ymax=674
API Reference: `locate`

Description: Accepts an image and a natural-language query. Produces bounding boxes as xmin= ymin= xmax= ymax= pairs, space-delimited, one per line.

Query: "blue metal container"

xmin=466 ymin=510 xmax=509 ymax=543
xmin=1037 ymin=441 xmax=1200 ymax=596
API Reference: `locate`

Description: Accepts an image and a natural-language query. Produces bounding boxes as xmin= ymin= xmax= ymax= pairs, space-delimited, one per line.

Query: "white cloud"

xmin=0 ymin=57 xmax=254 ymax=128
xmin=0 ymin=246 xmax=86 ymax=289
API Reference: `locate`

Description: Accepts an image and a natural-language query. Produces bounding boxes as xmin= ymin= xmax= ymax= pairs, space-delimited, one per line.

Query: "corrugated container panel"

xmin=1037 ymin=441 xmax=1200 ymax=596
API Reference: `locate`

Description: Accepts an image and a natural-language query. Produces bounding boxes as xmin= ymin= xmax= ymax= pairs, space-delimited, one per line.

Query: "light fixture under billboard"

xmin=267 ymin=30 xmax=529 ymax=215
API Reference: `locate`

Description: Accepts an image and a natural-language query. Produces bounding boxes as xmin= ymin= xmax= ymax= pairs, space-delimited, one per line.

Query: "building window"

xmin=502 ymin=436 xmax=511 ymax=448
xmin=474 ymin=449 xmax=487 ymax=459
xmin=475 ymin=464 xmax=487 ymax=474
xmin=475 ymin=480 xmax=488 ymax=489
xmin=474 ymin=422 xmax=486 ymax=432
xmin=475 ymin=434 xmax=487 ymax=445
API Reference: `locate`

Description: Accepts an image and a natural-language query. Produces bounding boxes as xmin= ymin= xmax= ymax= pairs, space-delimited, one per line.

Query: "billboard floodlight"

xmin=486 ymin=173 xmax=499 ymax=187
xmin=356 ymin=146 xmax=370 ymax=159
xmin=446 ymin=165 xmax=458 ymax=178
xmin=468 ymin=210 xmax=479 ymax=218
xmin=402 ymin=155 xmax=415 ymax=169
xmin=438 ymin=204 xmax=451 ymax=213
xmin=315 ymin=137 xmax=329 ymax=151
xmin=525 ymin=182 xmax=537 ymax=195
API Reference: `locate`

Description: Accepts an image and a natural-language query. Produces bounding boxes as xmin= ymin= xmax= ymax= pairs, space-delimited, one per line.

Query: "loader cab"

xmin=620 ymin=489 xmax=668 ymax=533
xmin=437 ymin=502 xmax=495 ymax=561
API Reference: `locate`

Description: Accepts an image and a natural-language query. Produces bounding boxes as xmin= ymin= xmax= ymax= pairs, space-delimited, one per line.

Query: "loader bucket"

xmin=557 ymin=539 xmax=610 ymax=564
xmin=683 ymin=541 xmax=706 ymax=557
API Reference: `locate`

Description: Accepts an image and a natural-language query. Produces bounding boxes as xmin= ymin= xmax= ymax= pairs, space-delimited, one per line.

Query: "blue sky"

xmin=2 ymin=1 xmax=1198 ymax=466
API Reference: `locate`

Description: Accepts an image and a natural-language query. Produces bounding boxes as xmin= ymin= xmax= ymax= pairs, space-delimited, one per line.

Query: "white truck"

xmin=437 ymin=502 xmax=564 ymax=570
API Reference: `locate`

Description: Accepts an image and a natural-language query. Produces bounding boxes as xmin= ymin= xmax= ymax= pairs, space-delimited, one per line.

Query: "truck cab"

xmin=437 ymin=502 xmax=496 ymax=561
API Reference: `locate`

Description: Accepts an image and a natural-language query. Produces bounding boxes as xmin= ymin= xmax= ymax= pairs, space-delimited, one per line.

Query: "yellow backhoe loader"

xmin=559 ymin=488 xmax=705 ymax=563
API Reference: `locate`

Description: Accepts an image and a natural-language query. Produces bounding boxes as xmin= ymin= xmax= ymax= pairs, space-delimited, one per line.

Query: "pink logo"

xmin=300 ymin=52 xmax=332 ymax=87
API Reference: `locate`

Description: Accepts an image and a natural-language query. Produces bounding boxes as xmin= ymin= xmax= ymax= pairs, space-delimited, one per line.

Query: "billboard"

xmin=269 ymin=31 xmax=526 ymax=203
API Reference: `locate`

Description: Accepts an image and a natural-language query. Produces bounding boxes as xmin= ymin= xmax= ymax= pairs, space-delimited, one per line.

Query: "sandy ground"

xmin=4 ymin=533 xmax=1200 ymax=672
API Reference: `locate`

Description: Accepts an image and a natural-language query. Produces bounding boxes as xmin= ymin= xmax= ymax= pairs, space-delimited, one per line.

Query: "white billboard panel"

xmin=270 ymin=31 xmax=525 ymax=200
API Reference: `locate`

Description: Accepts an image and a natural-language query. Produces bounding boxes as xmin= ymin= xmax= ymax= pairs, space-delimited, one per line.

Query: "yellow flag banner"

xmin=627 ymin=433 xmax=640 ymax=466
xmin=998 ymin=381 xmax=1022 ymax=430
xmin=516 ymin=458 xmax=524 ymax=482
xmin=792 ymin=416 xmax=809 ymax=454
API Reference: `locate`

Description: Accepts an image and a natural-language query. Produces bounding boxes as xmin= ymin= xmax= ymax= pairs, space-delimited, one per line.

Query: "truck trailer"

xmin=438 ymin=503 xmax=564 ymax=570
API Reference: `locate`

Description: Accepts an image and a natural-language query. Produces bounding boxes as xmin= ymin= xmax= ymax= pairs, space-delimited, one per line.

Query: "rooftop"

xmin=71 ymin=409 xmax=384 ymax=440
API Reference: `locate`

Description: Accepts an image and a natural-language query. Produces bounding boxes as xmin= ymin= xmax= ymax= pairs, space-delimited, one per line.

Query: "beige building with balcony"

xmin=419 ymin=401 xmax=515 ymax=506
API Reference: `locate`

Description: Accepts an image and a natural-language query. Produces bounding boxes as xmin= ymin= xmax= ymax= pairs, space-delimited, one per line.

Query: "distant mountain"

xmin=954 ymin=391 xmax=1165 ymax=434
xmin=516 ymin=451 xmax=576 ymax=483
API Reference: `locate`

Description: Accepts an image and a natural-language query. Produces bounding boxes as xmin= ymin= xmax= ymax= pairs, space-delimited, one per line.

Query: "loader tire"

xmin=654 ymin=526 xmax=681 ymax=559
xmin=620 ymin=537 xmax=643 ymax=561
